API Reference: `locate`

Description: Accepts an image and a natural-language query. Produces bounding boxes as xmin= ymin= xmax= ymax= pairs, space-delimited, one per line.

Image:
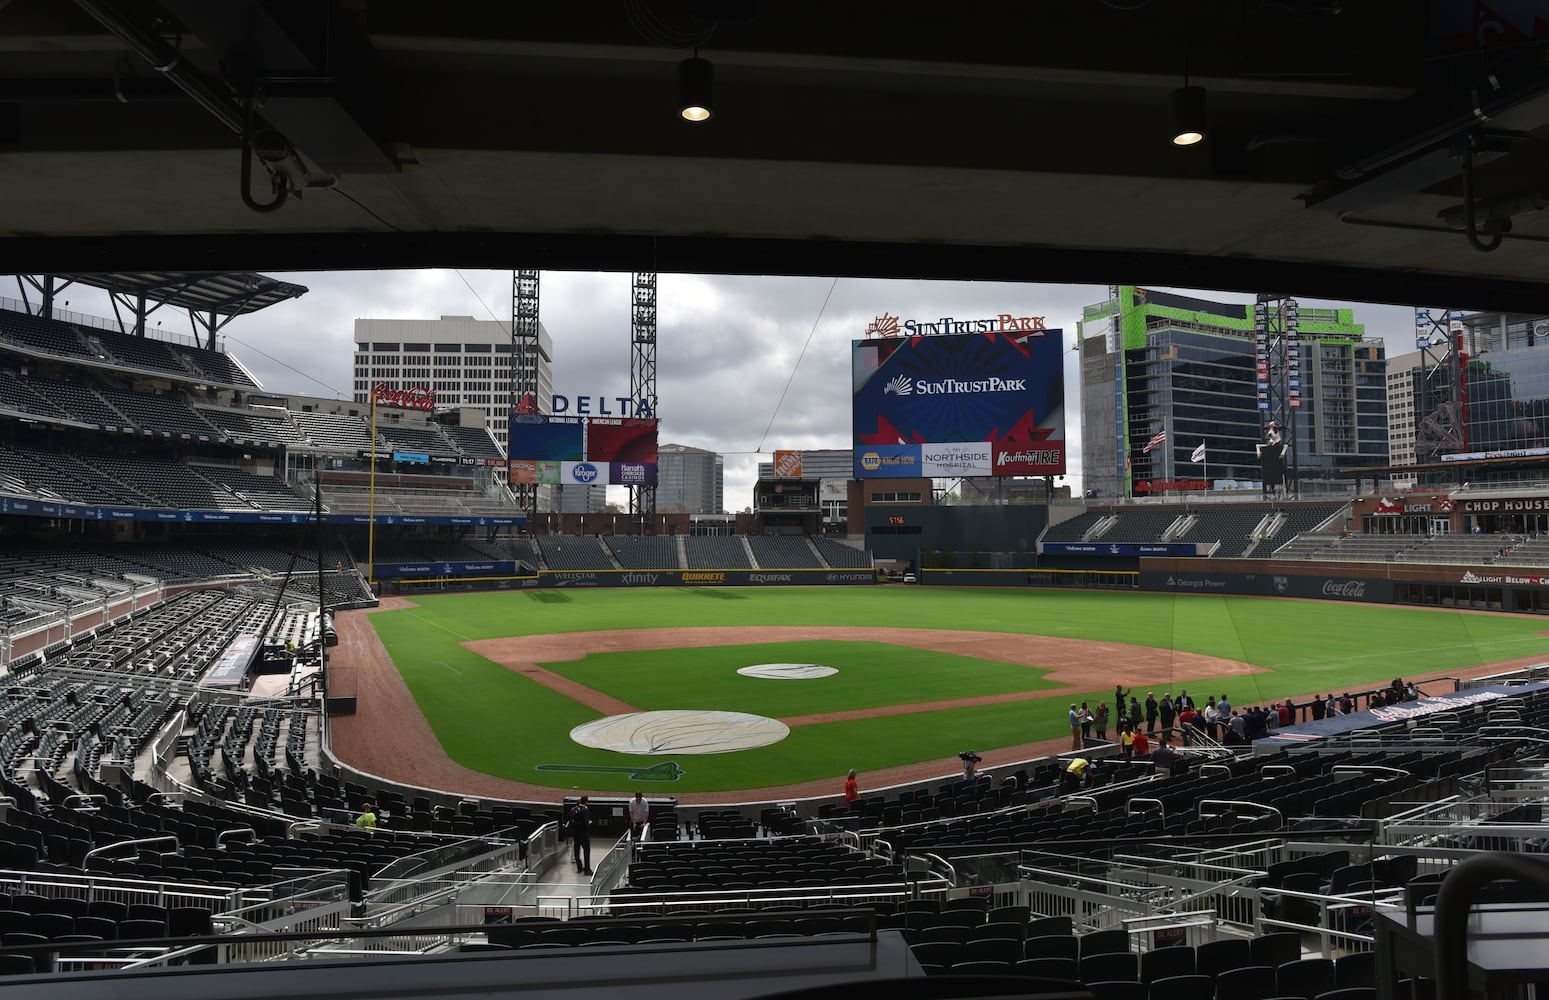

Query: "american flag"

xmin=1142 ymin=430 xmax=1167 ymax=454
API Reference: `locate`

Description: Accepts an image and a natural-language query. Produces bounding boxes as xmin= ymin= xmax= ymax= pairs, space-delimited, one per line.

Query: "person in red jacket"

xmin=844 ymin=768 xmax=859 ymax=806
xmin=1131 ymin=729 xmax=1150 ymax=757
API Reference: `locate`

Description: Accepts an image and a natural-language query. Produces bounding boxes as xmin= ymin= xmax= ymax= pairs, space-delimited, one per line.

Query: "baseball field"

xmin=337 ymin=587 xmax=1549 ymax=797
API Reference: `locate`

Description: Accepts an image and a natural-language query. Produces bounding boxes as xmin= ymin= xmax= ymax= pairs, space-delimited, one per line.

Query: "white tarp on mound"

xmin=570 ymin=710 xmax=790 ymax=754
xmin=737 ymin=663 xmax=838 ymax=679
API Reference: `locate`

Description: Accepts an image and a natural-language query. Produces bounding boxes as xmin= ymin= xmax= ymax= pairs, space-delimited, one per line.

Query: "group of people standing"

xmin=1070 ymin=687 xmax=1223 ymax=752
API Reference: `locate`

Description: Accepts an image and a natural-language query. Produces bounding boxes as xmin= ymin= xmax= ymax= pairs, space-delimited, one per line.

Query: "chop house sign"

xmin=372 ymin=383 xmax=436 ymax=412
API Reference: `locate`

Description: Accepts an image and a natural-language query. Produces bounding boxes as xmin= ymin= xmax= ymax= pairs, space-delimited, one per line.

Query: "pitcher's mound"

xmin=570 ymin=710 xmax=790 ymax=754
xmin=737 ymin=663 xmax=838 ymax=679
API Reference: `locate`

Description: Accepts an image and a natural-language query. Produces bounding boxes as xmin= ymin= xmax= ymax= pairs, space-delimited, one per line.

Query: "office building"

xmin=353 ymin=315 xmax=554 ymax=455
xmin=1388 ymin=310 xmax=1549 ymax=478
xmin=1079 ymin=286 xmax=1387 ymax=498
xmin=657 ymin=443 xmax=724 ymax=513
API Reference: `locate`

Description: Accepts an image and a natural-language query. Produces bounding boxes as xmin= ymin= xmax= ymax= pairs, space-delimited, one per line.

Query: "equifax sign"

xmin=372 ymin=383 xmax=435 ymax=411
xmin=865 ymin=311 xmax=1049 ymax=338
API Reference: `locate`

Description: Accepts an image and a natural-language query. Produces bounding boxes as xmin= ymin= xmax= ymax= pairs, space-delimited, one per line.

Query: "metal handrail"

xmin=83 ymin=834 xmax=181 ymax=867
xmin=1198 ymin=799 xmax=1284 ymax=827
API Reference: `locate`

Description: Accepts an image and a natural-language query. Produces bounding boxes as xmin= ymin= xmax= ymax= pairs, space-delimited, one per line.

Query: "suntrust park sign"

xmin=865 ymin=312 xmax=1048 ymax=338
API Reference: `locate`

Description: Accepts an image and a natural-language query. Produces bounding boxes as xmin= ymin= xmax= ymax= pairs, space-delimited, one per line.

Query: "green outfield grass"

xmin=367 ymin=587 xmax=1549 ymax=792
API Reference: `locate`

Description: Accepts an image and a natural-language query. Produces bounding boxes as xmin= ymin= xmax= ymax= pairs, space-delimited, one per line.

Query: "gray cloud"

xmin=17 ymin=271 xmax=1422 ymax=511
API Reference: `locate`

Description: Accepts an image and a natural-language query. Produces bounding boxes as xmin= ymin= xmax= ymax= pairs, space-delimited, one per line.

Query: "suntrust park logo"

xmin=896 ymin=376 xmax=1027 ymax=396
xmin=865 ymin=312 xmax=1048 ymax=338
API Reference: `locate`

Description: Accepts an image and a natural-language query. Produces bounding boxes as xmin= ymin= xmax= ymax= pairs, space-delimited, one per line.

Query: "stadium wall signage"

xmin=0 ymin=497 xmax=521 ymax=527
xmin=1137 ymin=569 xmax=1394 ymax=602
xmin=513 ymin=569 xmax=878 ymax=588
xmin=1041 ymin=542 xmax=1203 ymax=556
xmin=548 ymin=395 xmax=654 ymax=417
xmin=864 ymin=312 xmax=1049 ymax=338
xmin=371 ymin=383 xmax=435 ymax=411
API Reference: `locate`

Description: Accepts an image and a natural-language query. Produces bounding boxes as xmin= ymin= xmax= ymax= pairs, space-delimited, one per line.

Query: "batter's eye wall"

xmin=865 ymin=504 xmax=1050 ymax=560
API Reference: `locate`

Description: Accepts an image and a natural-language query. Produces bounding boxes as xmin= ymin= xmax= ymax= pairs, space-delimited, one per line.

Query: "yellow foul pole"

xmin=367 ymin=390 xmax=377 ymax=585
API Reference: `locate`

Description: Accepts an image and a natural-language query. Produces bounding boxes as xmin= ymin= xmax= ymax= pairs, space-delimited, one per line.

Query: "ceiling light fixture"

xmin=678 ymin=54 xmax=714 ymax=122
xmin=1170 ymin=83 xmax=1207 ymax=146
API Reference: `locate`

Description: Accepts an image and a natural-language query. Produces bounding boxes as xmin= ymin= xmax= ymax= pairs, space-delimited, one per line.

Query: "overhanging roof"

xmin=2 ymin=3 xmax=1549 ymax=308
xmin=56 ymin=272 xmax=308 ymax=316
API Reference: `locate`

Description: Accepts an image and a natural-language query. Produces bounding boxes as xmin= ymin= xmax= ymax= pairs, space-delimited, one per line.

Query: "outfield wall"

xmin=919 ymin=558 xmax=1546 ymax=614
xmin=388 ymin=567 xmax=880 ymax=594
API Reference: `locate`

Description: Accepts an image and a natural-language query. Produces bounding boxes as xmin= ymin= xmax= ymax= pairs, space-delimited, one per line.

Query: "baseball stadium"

xmin=6 ymin=5 xmax=1549 ymax=999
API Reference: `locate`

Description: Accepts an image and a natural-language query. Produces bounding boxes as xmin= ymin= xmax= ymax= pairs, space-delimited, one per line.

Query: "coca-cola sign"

xmin=373 ymin=383 xmax=436 ymax=411
xmin=1321 ymin=579 xmax=1368 ymax=599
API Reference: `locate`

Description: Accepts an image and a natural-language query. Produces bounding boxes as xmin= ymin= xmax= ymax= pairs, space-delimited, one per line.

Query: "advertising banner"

xmin=537 ymin=461 xmax=561 ymax=484
xmin=508 ymin=460 xmax=536 ymax=484
xmin=854 ymin=443 xmax=923 ymax=479
xmin=610 ymin=462 xmax=658 ymax=485
xmin=921 ymin=441 xmax=994 ymax=477
xmin=774 ymin=450 xmax=803 ymax=477
xmin=1137 ymin=569 xmax=1394 ymax=602
xmin=510 ymin=416 xmax=584 ymax=461
xmin=852 ymin=329 xmax=1065 ymax=477
xmin=586 ymin=418 xmax=659 ymax=463
xmin=0 ymin=497 xmax=523 ymax=527
xmin=374 ymin=560 xmax=517 ymax=578
xmin=559 ymin=461 xmax=609 ymax=486
xmin=1045 ymin=542 xmax=1204 ymax=557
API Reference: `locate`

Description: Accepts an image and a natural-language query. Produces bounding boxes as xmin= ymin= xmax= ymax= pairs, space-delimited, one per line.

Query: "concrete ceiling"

xmin=3 ymin=1 xmax=1549 ymax=308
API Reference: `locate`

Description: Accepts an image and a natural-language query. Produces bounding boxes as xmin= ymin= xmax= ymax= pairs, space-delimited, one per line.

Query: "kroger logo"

xmin=883 ymin=374 xmax=913 ymax=396
xmin=571 ymin=462 xmax=599 ymax=483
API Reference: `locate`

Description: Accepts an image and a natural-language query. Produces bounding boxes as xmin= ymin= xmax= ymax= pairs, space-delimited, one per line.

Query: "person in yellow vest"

xmin=355 ymin=801 xmax=377 ymax=832
xmin=1064 ymin=757 xmax=1090 ymax=793
xmin=1120 ymin=725 xmax=1134 ymax=761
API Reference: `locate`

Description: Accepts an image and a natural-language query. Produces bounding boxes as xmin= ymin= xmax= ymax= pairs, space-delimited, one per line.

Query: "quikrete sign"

xmin=372 ymin=383 xmax=435 ymax=411
xmin=865 ymin=311 xmax=1048 ymax=338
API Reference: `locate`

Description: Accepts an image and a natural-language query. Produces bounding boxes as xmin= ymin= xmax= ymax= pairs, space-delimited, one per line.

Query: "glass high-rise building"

xmin=1079 ymin=286 xmax=1387 ymax=498
xmin=1388 ymin=310 xmax=1549 ymax=475
xmin=657 ymin=443 xmax=724 ymax=513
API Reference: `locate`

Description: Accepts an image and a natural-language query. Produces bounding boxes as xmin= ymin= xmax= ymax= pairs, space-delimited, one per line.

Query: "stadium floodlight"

xmin=1170 ymin=85 xmax=1207 ymax=146
xmin=679 ymin=56 xmax=714 ymax=122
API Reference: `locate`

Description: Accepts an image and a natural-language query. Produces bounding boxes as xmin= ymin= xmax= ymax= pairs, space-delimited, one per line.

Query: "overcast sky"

xmin=24 ymin=271 xmax=1420 ymax=509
